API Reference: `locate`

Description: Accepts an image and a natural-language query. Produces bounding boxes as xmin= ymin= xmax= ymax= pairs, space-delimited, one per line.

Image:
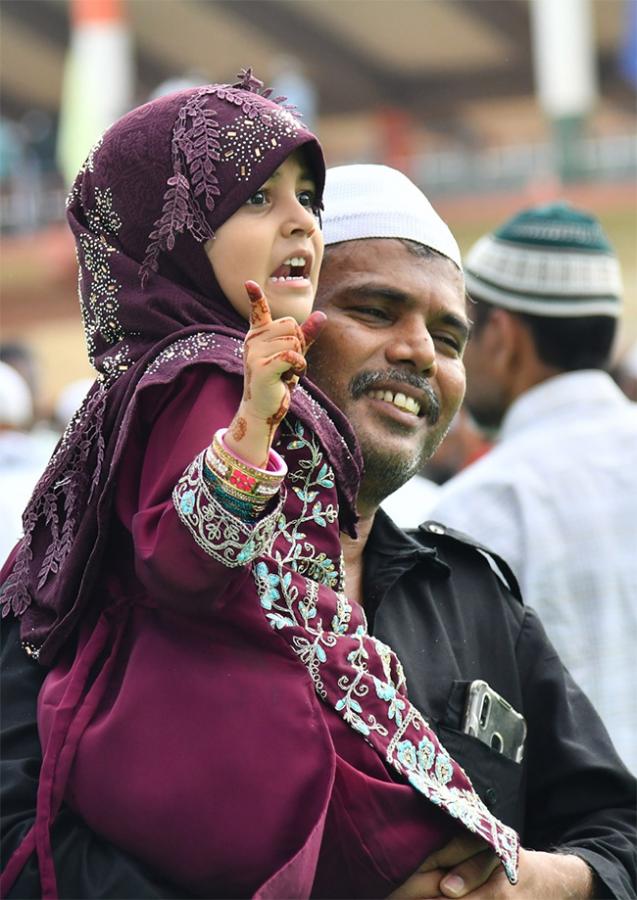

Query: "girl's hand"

xmin=225 ymin=280 xmax=326 ymax=467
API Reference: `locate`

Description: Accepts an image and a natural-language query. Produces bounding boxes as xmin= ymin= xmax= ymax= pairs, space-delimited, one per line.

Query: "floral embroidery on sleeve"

xmin=173 ymin=450 xmax=282 ymax=567
xmin=246 ymin=423 xmax=520 ymax=884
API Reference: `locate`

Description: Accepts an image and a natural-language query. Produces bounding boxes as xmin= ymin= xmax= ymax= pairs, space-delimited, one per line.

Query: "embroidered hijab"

xmin=0 ymin=70 xmax=360 ymax=664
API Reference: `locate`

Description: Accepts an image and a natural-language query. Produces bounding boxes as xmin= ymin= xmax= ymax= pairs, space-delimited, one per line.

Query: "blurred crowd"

xmin=0 ymin=342 xmax=91 ymax=561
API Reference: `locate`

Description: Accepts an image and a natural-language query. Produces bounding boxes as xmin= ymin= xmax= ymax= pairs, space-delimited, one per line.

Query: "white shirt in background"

xmin=428 ymin=370 xmax=637 ymax=772
xmin=381 ymin=475 xmax=440 ymax=529
xmin=0 ymin=431 xmax=53 ymax=564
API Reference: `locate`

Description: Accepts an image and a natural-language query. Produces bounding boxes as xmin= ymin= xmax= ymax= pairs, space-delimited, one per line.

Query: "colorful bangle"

xmin=202 ymin=465 xmax=263 ymax=522
xmin=217 ymin=427 xmax=287 ymax=477
xmin=208 ymin=427 xmax=287 ymax=499
xmin=203 ymin=457 xmax=267 ymax=510
xmin=204 ymin=448 xmax=280 ymax=504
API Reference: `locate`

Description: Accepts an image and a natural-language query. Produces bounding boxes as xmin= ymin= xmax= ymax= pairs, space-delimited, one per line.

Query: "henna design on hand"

xmin=243 ymin=358 xmax=253 ymax=401
xmin=266 ymin=395 xmax=290 ymax=428
xmin=279 ymin=350 xmax=306 ymax=382
xmin=230 ymin=416 xmax=247 ymax=441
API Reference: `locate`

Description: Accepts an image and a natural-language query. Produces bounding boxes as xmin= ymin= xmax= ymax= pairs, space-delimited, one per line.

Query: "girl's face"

xmin=205 ymin=150 xmax=323 ymax=324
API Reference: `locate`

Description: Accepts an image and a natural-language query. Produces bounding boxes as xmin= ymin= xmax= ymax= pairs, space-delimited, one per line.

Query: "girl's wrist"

xmin=225 ymin=404 xmax=276 ymax=468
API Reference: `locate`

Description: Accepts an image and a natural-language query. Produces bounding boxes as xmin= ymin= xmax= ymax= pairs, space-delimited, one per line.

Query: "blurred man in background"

xmin=429 ymin=202 xmax=637 ymax=772
xmin=0 ymin=360 xmax=54 ymax=561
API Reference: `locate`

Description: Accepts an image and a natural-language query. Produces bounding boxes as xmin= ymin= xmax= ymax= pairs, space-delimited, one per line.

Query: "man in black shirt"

xmin=2 ymin=165 xmax=635 ymax=898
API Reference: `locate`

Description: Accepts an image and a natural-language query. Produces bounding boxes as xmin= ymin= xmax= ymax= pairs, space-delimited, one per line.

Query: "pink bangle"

xmin=216 ymin=428 xmax=287 ymax=477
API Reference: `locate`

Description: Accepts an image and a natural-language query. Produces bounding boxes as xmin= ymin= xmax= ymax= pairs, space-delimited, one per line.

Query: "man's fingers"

xmin=439 ymin=850 xmax=500 ymax=898
xmin=300 ymin=310 xmax=327 ymax=351
xmin=417 ymin=835 xmax=487 ymax=874
xmin=245 ymin=280 xmax=272 ymax=328
xmin=387 ymin=867 xmax=446 ymax=899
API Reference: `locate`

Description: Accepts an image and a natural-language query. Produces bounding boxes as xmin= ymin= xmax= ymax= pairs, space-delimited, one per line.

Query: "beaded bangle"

xmin=218 ymin=428 xmax=287 ymax=475
xmin=208 ymin=428 xmax=287 ymax=500
xmin=202 ymin=465 xmax=263 ymax=522
xmin=203 ymin=457 xmax=267 ymax=509
xmin=202 ymin=428 xmax=286 ymax=521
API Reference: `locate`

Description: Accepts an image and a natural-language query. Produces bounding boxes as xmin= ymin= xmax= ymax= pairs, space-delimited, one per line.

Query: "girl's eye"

xmin=298 ymin=189 xmax=318 ymax=211
xmin=246 ymin=190 xmax=268 ymax=207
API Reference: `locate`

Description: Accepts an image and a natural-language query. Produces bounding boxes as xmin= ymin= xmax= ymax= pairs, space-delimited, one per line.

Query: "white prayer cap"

xmin=0 ymin=360 xmax=33 ymax=429
xmin=322 ymin=164 xmax=461 ymax=269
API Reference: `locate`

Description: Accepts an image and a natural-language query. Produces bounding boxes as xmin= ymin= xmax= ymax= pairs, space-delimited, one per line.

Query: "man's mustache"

xmin=349 ymin=370 xmax=441 ymax=425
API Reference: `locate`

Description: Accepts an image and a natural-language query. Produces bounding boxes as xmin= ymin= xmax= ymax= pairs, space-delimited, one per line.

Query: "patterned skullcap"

xmin=321 ymin=164 xmax=462 ymax=269
xmin=465 ymin=202 xmax=623 ymax=317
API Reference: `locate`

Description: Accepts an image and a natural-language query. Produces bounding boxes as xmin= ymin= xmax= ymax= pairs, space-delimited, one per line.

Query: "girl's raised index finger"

xmin=245 ymin=280 xmax=272 ymax=328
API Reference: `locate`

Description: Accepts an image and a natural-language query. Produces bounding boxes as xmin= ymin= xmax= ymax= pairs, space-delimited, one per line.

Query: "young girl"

xmin=1 ymin=72 xmax=518 ymax=899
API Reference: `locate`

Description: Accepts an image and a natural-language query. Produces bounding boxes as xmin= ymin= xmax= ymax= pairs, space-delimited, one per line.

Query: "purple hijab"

xmin=0 ymin=69 xmax=360 ymax=665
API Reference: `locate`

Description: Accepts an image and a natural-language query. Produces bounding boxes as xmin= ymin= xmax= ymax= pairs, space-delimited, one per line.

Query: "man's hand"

xmin=389 ymin=834 xmax=497 ymax=899
xmin=389 ymin=845 xmax=595 ymax=899
xmin=226 ymin=280 xmax=326 ymax=466
xmin=439 ymin=849 xmax=594 ymax=899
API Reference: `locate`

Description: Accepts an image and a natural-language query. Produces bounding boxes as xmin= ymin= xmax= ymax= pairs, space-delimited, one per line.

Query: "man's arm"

xmin=424 ymin=607 xmax=636 ymax=899
xmin=1 ymin=616 xmax=190 ymax=899
xmin=374 ymin=520 xmax=635 ymax=899
xmin=514 ymin=607 xmax=636 ymax=899
xmin=389 ymin=840 xmax=595 ymax=899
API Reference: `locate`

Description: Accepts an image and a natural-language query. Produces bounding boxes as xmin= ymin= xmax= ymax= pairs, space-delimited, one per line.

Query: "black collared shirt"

xmin=367 ymin=510 xmax=636 ymax=899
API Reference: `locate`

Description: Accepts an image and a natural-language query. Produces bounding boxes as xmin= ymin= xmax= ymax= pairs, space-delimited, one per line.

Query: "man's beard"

xmin=349 ymin=369 xmax=448 ymax=509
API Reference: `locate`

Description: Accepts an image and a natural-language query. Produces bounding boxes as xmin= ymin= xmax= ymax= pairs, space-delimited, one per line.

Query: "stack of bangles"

xmin=203 ymin=427 xmax=287 ymax=521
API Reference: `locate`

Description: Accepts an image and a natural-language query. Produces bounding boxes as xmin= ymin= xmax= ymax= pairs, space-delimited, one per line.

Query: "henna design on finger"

xmin=294 ymin=323 xmax=306 ymax=353
xmin=245 ymin=280 xmax=263 ymax=303
xmin=245 ymin=280 xmax=271 ymax=328
xmin=278 ymin=350 xmax=306 ymax=381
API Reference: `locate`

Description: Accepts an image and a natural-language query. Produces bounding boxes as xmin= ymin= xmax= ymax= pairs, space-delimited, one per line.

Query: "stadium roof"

xmin=1 ymin=0 xmax=633 ymax=131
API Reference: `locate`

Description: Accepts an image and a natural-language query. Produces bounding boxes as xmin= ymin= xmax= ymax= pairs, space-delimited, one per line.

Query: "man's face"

xmin=308 ymin=239 xmax=469 ymax=509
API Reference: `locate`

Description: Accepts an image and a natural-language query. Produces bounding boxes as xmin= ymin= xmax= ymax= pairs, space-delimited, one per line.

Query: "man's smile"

xmin=349 ymin=370 xmax=441 ymax=425
xmin=365 ymin=389 xmax=422 ymax=417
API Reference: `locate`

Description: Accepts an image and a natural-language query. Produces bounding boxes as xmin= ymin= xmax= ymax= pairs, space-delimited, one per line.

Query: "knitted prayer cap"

xmin=321 ymin=164 xmax=462 ymax=269
xmin=465 ymin=202 xmax=623 ymax=318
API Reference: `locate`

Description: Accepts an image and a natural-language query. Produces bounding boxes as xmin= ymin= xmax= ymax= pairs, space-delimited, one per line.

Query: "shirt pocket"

xmin=435 ymin=680 xmax=526 ymax=832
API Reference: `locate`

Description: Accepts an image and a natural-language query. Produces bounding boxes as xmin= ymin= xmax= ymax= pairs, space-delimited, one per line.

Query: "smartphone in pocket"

xmin=462 ymin=680 xmax=527 ymax=763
